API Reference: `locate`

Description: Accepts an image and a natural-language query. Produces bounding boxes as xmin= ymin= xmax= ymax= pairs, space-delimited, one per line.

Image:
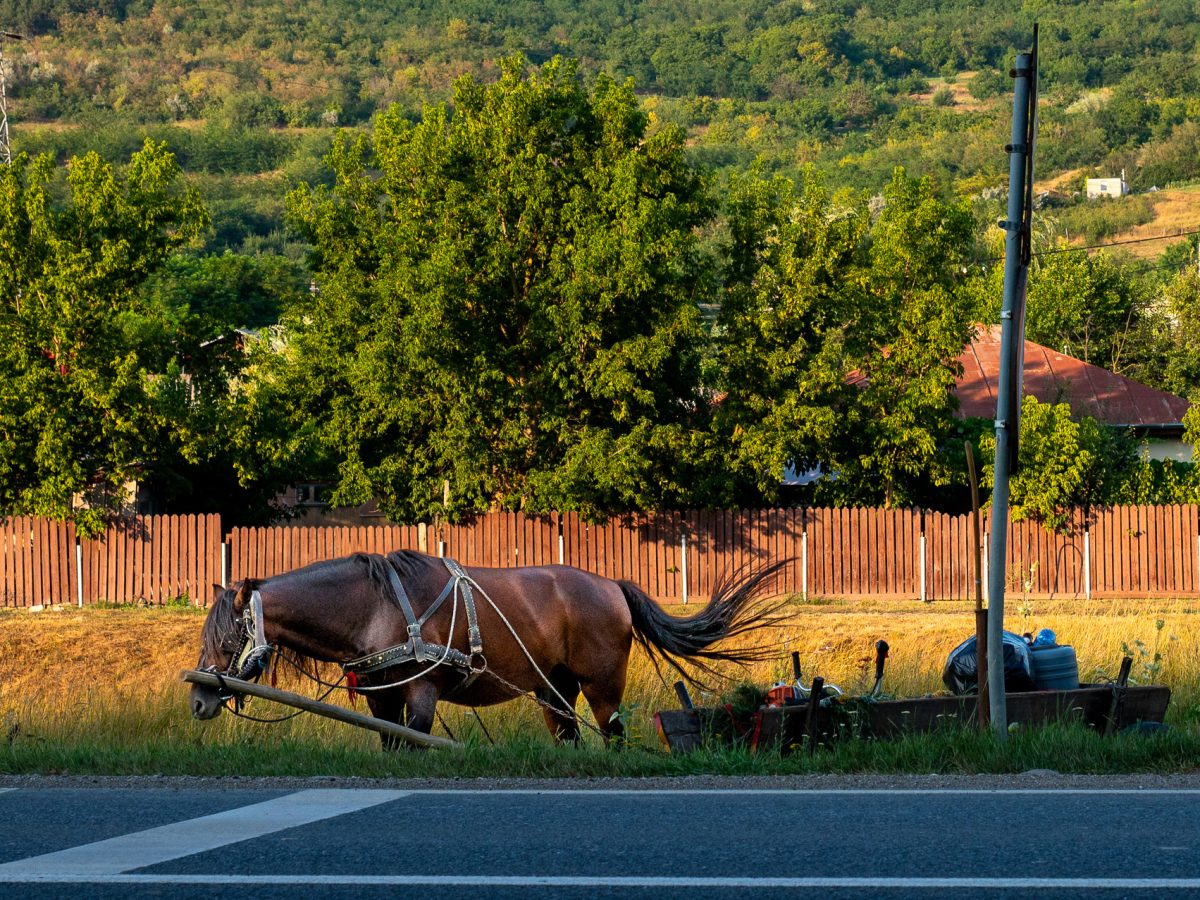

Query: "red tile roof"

xmin=955 ymin=324 xmax=1190 ymax=428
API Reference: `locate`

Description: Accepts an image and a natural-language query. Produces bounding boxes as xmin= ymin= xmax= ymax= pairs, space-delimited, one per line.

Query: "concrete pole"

xmin=987 ymin=48 xmax=1036 ymax=740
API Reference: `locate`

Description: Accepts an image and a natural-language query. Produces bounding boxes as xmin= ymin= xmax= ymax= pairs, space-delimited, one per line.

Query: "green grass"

xmin=1 ymin=687 xmax=1195 ymax=778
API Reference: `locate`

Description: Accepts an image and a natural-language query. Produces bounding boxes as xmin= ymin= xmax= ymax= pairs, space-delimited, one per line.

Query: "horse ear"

xmin=232 ymin=579 xmax=256 ymax=613
xmin=211 ymin=583 xmax=224 ymax=604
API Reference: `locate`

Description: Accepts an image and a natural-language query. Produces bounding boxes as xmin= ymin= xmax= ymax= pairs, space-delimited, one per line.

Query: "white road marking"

xmin=0 ymin=789 xmax=407 ymax=876
xmin=404 ymin=788 xmax=1200 ymax=796
xmin=0 ymin=874 xmax=1198 ymax=889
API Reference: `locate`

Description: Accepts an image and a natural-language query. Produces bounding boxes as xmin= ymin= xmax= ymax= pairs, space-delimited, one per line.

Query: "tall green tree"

xmin=1159 ymin=270 xmax=1200 ymax=399
xmin=0 ymin=142 xmax=208 ymax=533
xmin=281 ymin=55 xmax=716 ymax=521
xmin=713 ymin=167 xmax=976 ymax=507
xmin=826 ymin=170 xmax=976 ymax=506
xmin=979 ymin=395 xmax=1138 ymax=531
xmin=710 ymin=169 xmax=866 ymax=503
xmin=1024 ymin=248 xmax=1148 ymax=372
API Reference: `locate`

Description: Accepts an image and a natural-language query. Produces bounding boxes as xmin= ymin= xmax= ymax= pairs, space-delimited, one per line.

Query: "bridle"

xmin=208 ymin=588 xmax=274 ymax=686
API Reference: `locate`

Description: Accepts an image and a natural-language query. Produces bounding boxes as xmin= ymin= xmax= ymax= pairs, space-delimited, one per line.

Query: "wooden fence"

xmin=1 ymin=506 xmax=1198 ymax=607
xmin=1 ymin=514 xmax=221 ymax=607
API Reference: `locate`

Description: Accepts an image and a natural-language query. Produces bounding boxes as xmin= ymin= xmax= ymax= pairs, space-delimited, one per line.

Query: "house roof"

xmin=955 ymin=324 xmax=1190 ymax=428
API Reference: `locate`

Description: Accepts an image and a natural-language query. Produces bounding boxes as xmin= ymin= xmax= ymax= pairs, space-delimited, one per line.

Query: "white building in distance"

xmin=1086 ymin=173 xmax=1129 ymax=199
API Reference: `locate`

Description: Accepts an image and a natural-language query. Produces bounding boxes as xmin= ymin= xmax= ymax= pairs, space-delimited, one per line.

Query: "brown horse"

xmin=190 ymin=550 xmax=784 ymax=746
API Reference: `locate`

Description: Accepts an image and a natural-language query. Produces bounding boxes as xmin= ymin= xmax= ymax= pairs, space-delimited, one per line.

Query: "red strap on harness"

xmin=346 ymin=671 xmax=358 ymax=707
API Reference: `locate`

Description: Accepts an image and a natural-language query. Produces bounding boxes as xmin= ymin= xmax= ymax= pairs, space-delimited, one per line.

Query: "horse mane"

xmin=353 ymin=549 xmax=440 ymax=609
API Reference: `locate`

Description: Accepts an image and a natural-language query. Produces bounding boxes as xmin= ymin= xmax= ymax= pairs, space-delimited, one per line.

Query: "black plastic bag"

xmin=942 ymin=631 xmax=1036 ymax=695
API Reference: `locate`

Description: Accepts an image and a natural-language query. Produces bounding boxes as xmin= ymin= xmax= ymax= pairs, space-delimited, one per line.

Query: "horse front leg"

xmin=365 ymin=688 xmax=408 ymax=752
xmin=402 ymin=679 xmax=439 ymax=739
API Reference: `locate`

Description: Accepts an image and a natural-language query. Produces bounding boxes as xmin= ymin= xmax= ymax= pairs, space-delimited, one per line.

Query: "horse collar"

xmin=341 ymin=557 xmax=485 ymax=682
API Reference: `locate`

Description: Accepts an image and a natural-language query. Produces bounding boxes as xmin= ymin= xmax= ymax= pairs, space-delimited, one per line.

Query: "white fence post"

xmin=982 ymin=531 xmax=989 ymax=604
xmin=76 ymin=541 xmax=83 ymax=608
xmin=801 ymin=530 xmax=808 ymax=601
xmin=1083 ymin=528 xmax=1091 ymax=600
xmin=680 ymin=533 xmax=688 ymax=606
xmin=919 ymin=533 xmax=927 ymax=602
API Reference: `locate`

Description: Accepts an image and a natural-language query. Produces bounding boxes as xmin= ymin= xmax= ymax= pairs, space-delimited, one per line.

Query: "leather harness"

xmin=341 ymin=557 xmax=486 ymax=690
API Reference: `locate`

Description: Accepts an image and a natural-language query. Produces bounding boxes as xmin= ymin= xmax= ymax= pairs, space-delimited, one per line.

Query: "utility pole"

xmin=0 ymin=30 xmax=23 ymax=165
xmin=987 ymin=25 xmax=1039 ymax=741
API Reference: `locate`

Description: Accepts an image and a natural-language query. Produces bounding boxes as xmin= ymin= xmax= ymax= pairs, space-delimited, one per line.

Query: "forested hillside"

xmin=6 ymin=0 xmax=1200 ymax=189
xmin=1 ymin=2 xmax=1199 ymax=529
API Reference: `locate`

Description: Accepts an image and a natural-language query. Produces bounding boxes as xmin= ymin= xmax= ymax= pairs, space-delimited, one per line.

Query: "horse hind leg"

xmin=536 ymin=666 xmax=582 ymax=744
xmin=579 ymin=664 xmax=629 ymax=746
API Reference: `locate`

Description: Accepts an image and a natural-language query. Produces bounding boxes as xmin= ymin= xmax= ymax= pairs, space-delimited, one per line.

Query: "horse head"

xmin=190 ymin=579 xmax=268 ymax=719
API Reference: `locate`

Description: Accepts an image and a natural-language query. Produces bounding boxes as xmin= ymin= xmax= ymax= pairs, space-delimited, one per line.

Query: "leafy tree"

xmin=1117 ymin=457 xmax=1199 ymax=506
xmin=710 ymin=169 xmax=867 ymax=504
xmin=979 ymin=395 xmax=1137 ymax=531
xmin=825 ymin=170 xmax=976 ymax=506
xmin=279 ymin=55 xmax=715 ymax=521
xmin=1158 ymin=270 xmax=1200 ymax=399
xmin=1024 ymin=248 xmax=1148 ymax=372
xmin=0 ymin=141 xmax=208 ymax=533
xmin=713 ymin=167 xmax=976 ymax=507
xmin=139 ymin=252 xmax=308 ymax=346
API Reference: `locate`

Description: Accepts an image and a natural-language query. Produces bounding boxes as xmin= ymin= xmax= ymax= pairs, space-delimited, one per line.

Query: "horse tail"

xmin=618 ymin=561 xmax=790 ymax=686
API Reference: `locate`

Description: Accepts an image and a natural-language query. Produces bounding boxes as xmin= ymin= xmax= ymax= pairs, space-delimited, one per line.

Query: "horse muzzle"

xmin=190 ymin=683 xmax=224 ymax=720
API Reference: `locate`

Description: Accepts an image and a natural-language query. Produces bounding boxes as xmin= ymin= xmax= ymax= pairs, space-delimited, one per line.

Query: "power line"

xmin=978 ymin=226 xmax=1200 ymax=265
xmin=1035 ymin=227 xmax=1200 ymax=256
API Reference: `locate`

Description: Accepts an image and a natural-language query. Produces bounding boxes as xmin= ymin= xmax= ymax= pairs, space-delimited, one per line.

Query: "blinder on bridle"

xmin=209 ymin=588 xmax=274 ymax=693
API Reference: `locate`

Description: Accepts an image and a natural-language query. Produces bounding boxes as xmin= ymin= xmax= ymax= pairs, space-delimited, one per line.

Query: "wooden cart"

xmin=653 ymin=683 xmax=1171 ymax=754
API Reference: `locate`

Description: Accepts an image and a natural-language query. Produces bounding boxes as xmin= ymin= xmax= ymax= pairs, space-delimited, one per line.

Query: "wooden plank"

xmin=13 ymin=518 xmax=24 ymax=606
xmin=819 ymin=508 xmax=833 ymax=596
xmin=1188 ymin=506 xmax=1199 ymax=594
xmin=0 ymin=519 xmax=10 ymax=607
xmin=13 ymin=518 xmax=25 ymax=606
xmin=1170 ymin=506 xmax=1183 ymax=595
xmin=110 ymin=521 xmax=123 ymax=604
xmin=34 ymin=519 xmax=47 ymax=605
xmin=852 ymin=506 xmax=864 ymax=596
xmin=167 ymin=514 xmax=179 ymax=598
xmin=51 ymin=521 xmax=63 ymax=605
xmin=65 ymin=522 xmax=78 ymax=607
xmin=877 ymin=508 xmax=890 ymax=596
xmin=837 ymin=508 xmax=850 ymax=597
xmin=1119 ymin=505 xmax=1132 ymax=595
xmin=806 ymin=508 xmax=821 ymax=597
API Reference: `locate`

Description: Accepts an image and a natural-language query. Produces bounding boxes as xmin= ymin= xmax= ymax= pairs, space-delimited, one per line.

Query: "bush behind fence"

xmin=1 ymin=506 xmax=1197 ymax=607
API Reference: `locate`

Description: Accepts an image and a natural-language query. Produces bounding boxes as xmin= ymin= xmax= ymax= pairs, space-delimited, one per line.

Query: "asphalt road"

xmin=1 ymin=785 xmax=1199 ymax=898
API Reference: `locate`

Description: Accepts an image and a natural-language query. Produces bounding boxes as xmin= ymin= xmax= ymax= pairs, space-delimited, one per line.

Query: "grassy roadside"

xmin=1 ymin=597 xmax=1196 ymax=777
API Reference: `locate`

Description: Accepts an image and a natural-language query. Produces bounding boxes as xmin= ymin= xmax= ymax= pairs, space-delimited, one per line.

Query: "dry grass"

xmin=1 ymin=596 xmax=1196 ymax=756
xmin=1090 ymin=187 xmax=1200 ymax=258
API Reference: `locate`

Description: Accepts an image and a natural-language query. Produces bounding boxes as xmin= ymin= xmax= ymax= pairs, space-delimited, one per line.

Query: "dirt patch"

xmin=910 ymin=73 xmax=995 ymax=114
